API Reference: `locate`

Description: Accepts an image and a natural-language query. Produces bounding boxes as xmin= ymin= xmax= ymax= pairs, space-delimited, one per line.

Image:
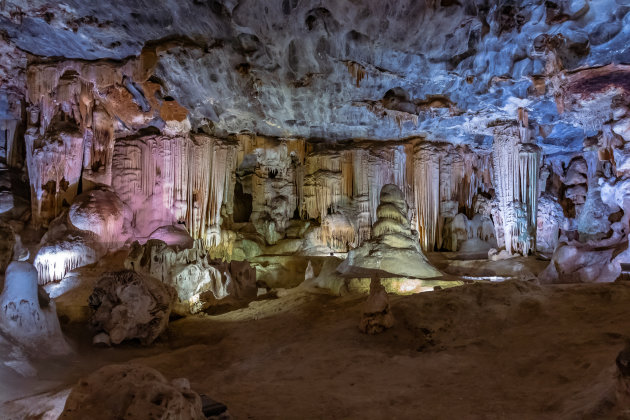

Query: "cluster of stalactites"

xmin=319 ymin=213 xmax=356 ymax=252
xmin=35 ymin=244 xmax=98 ymax=285
xmin=300 ymin=145 xmax=410 ymax=247
xmin=22 ymin=64 xmax=122 ymax=225
xmin=413 ymin=143 xmax=493 ymax=252
xmin=111 ymin=134 xmax=237 ymax=246
xmin=492 ymin=124 xmax=541 ymax=255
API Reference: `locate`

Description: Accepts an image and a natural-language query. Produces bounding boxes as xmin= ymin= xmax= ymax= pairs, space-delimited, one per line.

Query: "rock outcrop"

xmin=359 ymin=279 xmax=395 ymax=334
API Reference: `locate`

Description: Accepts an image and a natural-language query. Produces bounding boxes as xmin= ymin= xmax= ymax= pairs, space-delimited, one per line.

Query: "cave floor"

xmin=2 ymin=272 xmax=630 ymax=419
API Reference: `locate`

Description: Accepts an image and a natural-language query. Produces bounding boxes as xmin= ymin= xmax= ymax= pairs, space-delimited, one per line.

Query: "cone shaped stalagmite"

xmin=337 ymin=184 xmax=441 ymax=334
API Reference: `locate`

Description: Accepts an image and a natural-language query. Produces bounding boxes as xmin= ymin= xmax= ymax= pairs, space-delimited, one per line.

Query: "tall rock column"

xmin=492 ymin=124 xmax=541 ymax=255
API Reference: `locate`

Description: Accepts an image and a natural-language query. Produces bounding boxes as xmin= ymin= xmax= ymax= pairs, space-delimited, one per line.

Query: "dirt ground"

xmin=2 ymin=272 xmax=630 ymax=419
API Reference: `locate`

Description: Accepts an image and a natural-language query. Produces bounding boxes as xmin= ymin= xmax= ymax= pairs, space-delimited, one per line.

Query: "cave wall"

xmin=1 ymin=1 xmax=630 ymax=285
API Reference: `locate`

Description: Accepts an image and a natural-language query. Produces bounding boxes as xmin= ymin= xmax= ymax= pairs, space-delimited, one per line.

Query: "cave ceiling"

xmin=1 ymin=0 xmax=629 ymax=152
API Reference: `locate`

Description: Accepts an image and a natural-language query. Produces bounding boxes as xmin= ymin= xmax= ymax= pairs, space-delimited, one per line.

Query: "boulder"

xmin=60 ymin=364 xmax=206 ymax=419
xmin=148 ymin=224 xmax=194 ymax=249
xmin=88 ymin=270 xmax=176 ymax=345
xmin=539 ymin=242 xmax=626 ymax=283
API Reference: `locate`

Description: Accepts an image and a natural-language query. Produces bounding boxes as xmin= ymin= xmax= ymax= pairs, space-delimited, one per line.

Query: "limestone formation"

xmin=337 ymin=184 xmax=441 ymax=334
xmin=34 ymin=211 xmax=105 ymax=285
xmin=60 ymin=364 xmax=206 ymax=419
xmin=2 ymin=1 xmax=630 ymax=415
xmin=68 ymin=187 xmax=125 ymax=248
xmin=0 ymin=262 xmax=71 ymax=356
xmin=88 ymin=270 xmax=176 ymax=345
xmin=337 ymin=184 xmax=441 ymax=280
xmin=359 ymin=279 xmax=395 ymax=334
xmin=125 ymin=239 xmax=257 ymax=315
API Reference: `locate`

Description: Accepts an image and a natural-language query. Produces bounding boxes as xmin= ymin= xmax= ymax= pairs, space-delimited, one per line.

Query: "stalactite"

xmin=0 ymin=119 xmax=19 ymax=166
xmin=111 ymin=134 xmax=237 ymax=244
xmin=411 ymin=142 xmax=493 ymax=252
xmin=319 ymin=214 xmax=356 ymax=252
xmin=24 ymin=127 xmax=84 ymax=226
xmin=303 ymin=152 xmax=344 ymax=220
xmin=413 ymin=143 xmax=441 ymax=252
xmin=345 ymin=61 xmax=367 ymax=87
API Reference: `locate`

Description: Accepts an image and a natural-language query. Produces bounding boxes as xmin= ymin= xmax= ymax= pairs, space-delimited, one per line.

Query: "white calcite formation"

xmin=88 ymin=270 xmax=176 ymax=346
xmin=337 ymin=184 xmax=440 ymax=334
xmin=0 ymin=262 xmax=71 ymax=355
xmin=24 ymin=123 xmax=84 ymax=227
xmin=34 ymin=209 xmax=106 ymax=285
xmin=442 ymin=213 xmax=497 ymax=253
xmin=413 ymin=142 xmax=493 ymax=252
xmin=536 ymin=194 xmax=565 ymax=254
xmin=60 ymin=364 xmax=205 ymax=419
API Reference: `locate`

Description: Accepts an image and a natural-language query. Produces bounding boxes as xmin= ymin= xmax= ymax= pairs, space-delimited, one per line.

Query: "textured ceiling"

xmin=1 ymin=0 xmax=629 ymax=150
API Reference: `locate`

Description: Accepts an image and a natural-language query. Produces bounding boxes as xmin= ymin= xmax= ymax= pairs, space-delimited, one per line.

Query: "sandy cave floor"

xmin=2 ymin=268 xmax=630 ymax=419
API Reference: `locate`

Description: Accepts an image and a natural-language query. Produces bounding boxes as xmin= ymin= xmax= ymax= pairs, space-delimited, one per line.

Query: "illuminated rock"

xmin=539 ymin=242 xmax=624 ymax=283
xmin=24 ymin=124 xmax=84 ymax=226
xmin=68 ymin=188 xmax=125 ymax=248
xmin=60 ymin=364 xmax=205 ymax=419
xmin=88 ymin=270 xmax=176 ymax=345
xmin=34 ymin=211 xmax=105 ymax=285
xmin=148 ymin=224 xmax=195 ymax=249
xmin=125 ymin=239 xmax=256 ymax=315
xmin=111 ymin=133 xmax=236 ymax=242
xmin=338 ymin=184 xmax=441 ymax=334
xmin=491 ymin=125 xmax=541 ymax=255
xmin=338 ymin=184 xmax=441 ymax=280
xmin=536 ymin=194 xmax=565 ymax=253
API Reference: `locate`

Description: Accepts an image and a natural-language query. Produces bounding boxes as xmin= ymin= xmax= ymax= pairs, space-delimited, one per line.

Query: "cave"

xmin=1 ymin=1 xmax=630 ymax=418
